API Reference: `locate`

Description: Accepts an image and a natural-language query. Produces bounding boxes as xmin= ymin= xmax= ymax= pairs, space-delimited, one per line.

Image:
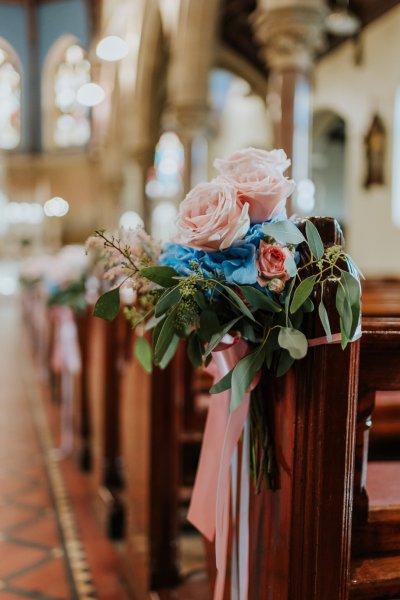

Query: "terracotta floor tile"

xmin=0 ymin=540 xmax=47 ymax=578
xmin=14 ymin=485 xmax=51 ymax=509
xmin=9 ymin=557 xmax=69 ymax=598
xmin=12 ymin=514 xmax=60 ymax=548
xmin=0 ymin=506 xmax=37 ymax=533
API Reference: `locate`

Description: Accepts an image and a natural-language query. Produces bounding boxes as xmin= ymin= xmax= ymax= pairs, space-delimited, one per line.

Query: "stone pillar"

xmin=168 ymin=0 xmax=221 ymax=195
xmin=122 ymin=146 xmax=155 ymax=230
xmin=174 ymin=105 xmax=209 ymax=196
xmin=253 ymin=0 xmax=327 ymax=214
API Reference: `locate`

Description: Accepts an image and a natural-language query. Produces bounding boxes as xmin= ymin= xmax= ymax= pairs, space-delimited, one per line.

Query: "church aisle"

xmin=0 ymin=297 xmax=128 ymax=600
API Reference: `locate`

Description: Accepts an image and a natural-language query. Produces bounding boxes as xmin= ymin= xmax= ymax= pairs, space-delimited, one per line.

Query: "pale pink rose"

xmin=256 ymin=240 xmax=292 ymax=288
xmin=214 ymin=147 xmax=295 ymax=224
xmin=174 ymin=180 xmax=250 ymax=251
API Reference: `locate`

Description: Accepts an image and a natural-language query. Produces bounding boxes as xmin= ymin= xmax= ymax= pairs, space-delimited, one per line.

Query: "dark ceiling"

xmin=220 ymin=0 xmax=400 ymax=76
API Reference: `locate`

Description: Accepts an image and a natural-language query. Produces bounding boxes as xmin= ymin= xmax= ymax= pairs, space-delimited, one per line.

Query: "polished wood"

xmin=250 ymin=217 xmax=360 ymax=600
xmin=75 ymin=310 xmax=92 ymax=471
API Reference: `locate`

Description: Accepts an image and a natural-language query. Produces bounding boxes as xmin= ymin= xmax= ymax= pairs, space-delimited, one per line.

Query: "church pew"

xmin=119 ymin=334 xmax=209 ymax=597
xmin=351 ymin=316 xmax=400 ymax=599
xmin=86 ymin=310 xmax=126 ymax=539
xmin=247 ymin=216 xmax=360 ymax=600
xmin=362 ymin=280 xmax=400 ymax=450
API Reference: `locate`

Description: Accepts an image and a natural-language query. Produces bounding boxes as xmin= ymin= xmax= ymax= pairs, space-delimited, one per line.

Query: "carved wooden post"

xmin=249 ymin=217 xmax=360 ymax=600
xmin=101 ymin=314 xmax=126 ymax=539
xmin=75 ymin=309 xmax=92 ymax=472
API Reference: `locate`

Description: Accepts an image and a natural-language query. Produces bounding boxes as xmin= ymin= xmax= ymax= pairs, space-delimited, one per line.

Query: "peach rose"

xmin=256 ymin=240 xmax=292 ymax=288
xmin=174 ymin=180 xmax=250 ymax=251
xmin=214 ymin=147 xmax=295 ymax=224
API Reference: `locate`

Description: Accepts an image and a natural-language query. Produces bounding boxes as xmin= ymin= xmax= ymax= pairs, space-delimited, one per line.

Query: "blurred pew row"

xmin=20 ymin=228 xmax=400 ymax=599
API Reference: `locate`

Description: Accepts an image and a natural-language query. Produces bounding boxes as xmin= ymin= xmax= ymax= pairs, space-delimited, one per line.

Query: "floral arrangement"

xmin=20 ymin=246 xmax=90 ymax=313
xmin=89 ymin=147 xmax=362 ymax=485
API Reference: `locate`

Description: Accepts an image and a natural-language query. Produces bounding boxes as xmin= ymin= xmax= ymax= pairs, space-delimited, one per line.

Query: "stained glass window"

xmin=53 ymin=44 xmax=91 ymax=148
xmin=0 ymin=47 xmax=21 ymax=150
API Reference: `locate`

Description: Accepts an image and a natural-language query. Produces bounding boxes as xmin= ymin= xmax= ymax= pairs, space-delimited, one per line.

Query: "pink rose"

xmin=214 ymin=147 xmax=295 ymax=224
xmin=174 ymin=180 xmax=250 ymax=251
xmin=256 ymin=240 xmax=292 ymax=288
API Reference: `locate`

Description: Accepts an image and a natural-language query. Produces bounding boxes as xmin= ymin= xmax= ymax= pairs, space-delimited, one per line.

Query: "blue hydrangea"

xmin=160 ymin=242 xmax=258 ymax=285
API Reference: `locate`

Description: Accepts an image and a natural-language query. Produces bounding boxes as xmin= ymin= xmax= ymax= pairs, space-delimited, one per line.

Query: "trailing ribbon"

xmin=188 ymin=324 xmax=362 ymax=600
xmin=51 ymin=306 xmax=82 ymax=458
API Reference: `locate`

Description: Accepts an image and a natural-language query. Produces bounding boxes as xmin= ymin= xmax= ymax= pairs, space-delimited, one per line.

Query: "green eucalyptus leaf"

xmin=134 ymin=336 xmax=153 ymax=374
xmin=194 ymin=290 xmax=208 ymax=310
xmin=155 ymin=286 xmax=180 ymax=317
xmin=209 ymin=368 xmax=234 ymax=394
xmin=290 ymin=275 xmax=317 ymax=314
xmin=278 ymin=327 xmax=308 ymax=360
xmin=199 ymin=311 xmax=220 ymax=344
xmin=205 ymin=317 xmax=241 ymax=357
xmin=154 ymin=309 xmax=176 ymax=364
xmin=93 ymin=287 xmax=120 ymax=321
xmin=230 ymin=348 xmax=266 ymax=410
xmin=262 ymin=220 xmax=306 ymax=245
xmin=141 ymin=266 xmax=178 ymax=288
xmin=145 ymin=313 xmax=165 ymax=332
xmin=159 ymin=334 xmax=179 ymax=369
xmin=276 ymin=349 xmax=295 ymax=377
xmin=341 ymin=271 xmax=361 ymax=307
xmin=302 ymin=297 xmax=314 ymax=313
xmin=220 ymin=284 xmax=256 ymax=322
xmin=305 ymin=220 xmax=324 ymax=260
xmin=318 ymin=298 xmax=332 ymax=342
xmin=240 ymin=286 xmax=282 ymax=313
xmin=336 ymin=283 xmax=353 ymax=339
xmin=188 ymin=333 xmax=204 ymax=368
xmin=284 ymin=255 xmax=298 ymax=277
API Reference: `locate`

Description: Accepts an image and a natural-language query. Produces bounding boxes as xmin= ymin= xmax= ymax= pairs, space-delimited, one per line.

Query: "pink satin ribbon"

xmin=188 ymin=324 xmax=362 ymax=600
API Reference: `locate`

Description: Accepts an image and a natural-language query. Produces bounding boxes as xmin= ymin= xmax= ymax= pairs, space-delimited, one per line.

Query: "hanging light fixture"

xmin=325 ymin=0 xmax=361 ymax=37
xmin=96 ymin=35 xmax=129 ymax=61
xmin=76 ymin=82 xmax=105 ymax=107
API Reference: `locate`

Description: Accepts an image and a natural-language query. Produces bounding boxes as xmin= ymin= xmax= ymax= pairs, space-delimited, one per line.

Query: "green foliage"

xmin=154 ymin=286 xmax=180 ymax=317
xmin=188 ymin=333 xmax=203 ymax=368
xmin=262 ymin=220 xmax=306 ymax=245
xmin=219 ymin=283 xmax=256 ymax=322
xmin=134 ymin=336 xmax=153 ymax=373
xmin=305 ymin=220 xmax=324 ymax=260
xmin=318 ymin=298 xmax=332 ymax=342
xmin=278 ymin=327 xmax=308 ymax=360
xmin=209 ymin=368 xmax=234 ymax=394
xmin=154 ymin=309 xmax=177 ymax=364
xmin=141 ymin=266 xmax=178 ymax=288
xmin=230 ymin=348 xmax=266 ymax=410
xmin=93 ymin=287 xmax=120 ymax=321
xmin=240 ymin=286 xmax=282 ymax=313
xmin=290 ymin=275 xmax=317 ymax=314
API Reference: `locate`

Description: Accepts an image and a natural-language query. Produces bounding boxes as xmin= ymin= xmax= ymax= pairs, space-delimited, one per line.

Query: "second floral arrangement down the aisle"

xmin=87 ymin=147 xmax=362 ymax=487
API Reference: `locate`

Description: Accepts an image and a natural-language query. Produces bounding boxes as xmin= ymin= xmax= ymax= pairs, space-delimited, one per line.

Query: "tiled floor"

xmin=0 ymin=297 xmax=127 ymax=599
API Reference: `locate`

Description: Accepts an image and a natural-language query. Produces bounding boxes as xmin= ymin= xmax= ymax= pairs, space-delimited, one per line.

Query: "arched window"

xmin=42 ymin=37 xmax=91 ymax=150
xmin=0 ymin=43 xmax=21 ymax=150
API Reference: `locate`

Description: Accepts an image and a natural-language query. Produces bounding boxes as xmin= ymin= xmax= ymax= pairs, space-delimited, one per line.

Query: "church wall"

xmin=314 ymin=5 xmax=400 ymax=276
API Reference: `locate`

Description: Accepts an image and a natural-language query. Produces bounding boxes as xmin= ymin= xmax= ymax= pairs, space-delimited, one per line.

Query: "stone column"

xmin=121 ymin=146 xmax=155 ymax=230
xmin=168 ymin=0 xmax=221 ymax=195
xmin=253 ymin=0 xmax=327 ymax=214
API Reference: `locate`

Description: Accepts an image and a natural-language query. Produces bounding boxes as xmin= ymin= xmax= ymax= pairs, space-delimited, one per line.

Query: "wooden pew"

xmin=87 ymin=311 xmax=126 ymax=539
xmin=351 ymin=316 xmax=400 ymax=599
xmin=119 ymin=335 xmax=209 ymax=598
xmin=362 ymin=280 xmax=400 ymax=451
xmin=248 ymin=217 xmax=360 ymax=599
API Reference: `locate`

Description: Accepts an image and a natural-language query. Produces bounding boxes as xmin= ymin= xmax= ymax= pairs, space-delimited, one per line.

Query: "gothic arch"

xmin=0 ymin=36 xmax=23 ymax=150
xmin=41 ymin=34 xmax=91 ymax=151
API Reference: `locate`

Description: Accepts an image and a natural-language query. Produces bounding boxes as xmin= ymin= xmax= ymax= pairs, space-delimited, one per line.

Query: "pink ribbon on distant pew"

xmin=51 ymin=306 xmax=81 ymax=458
xmin=187 ymin=324 xmax=362 ymax=600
